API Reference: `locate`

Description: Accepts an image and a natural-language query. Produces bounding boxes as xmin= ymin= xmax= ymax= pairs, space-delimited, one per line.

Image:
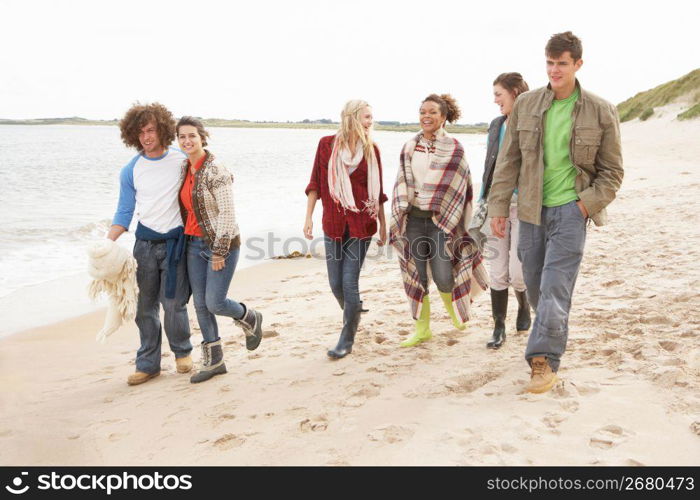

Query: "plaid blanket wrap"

xmin=389 ymin=131 xmax=489 ymax=322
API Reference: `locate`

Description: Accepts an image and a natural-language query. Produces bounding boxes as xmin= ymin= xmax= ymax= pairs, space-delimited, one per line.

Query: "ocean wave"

xmin=73 ymin=218 xmax=112 ymax=237
xmin=0 ymin=218 xmax=112 ymax=241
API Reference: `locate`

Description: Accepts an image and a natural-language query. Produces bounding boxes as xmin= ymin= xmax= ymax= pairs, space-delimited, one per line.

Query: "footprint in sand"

xmin=639 ymin=314 xmax=672 ymax=325
xmin=542 ymin=412 xmax=568 ymax=432
xmin=374 ymin=335 xmax=387 ymax=344
xmin=559 ymin=399 xmax=580 ymax=413
xmin=212 ymin=433 xmax=245 ymax=450
xmin=446 ymin=339 xmax=459 ymax=346
xmin=262 ymin=330 xmax=279 ymax=339
xmin=690 ymin=422 xmax=700 ymax=436
xmin=216 ymin=413 xmax=236 ymax=421
xmin=658 ymin=340 xmax=680 ymax=352
xmin=247 ymin=370 xmax=263 ymax=377
xmin=550 ymin=380 xmax=579 ymax=398
xmin=300 ymin=415 xmax=328 ymax=432
xmin=343 ymin=381 xmax=382 ymax=407
xmin=589 ymin=424 xmax=633 ymax=449
xmin=107 ymin=433 xmax=124 ymax=442
xmin=366 ymin=364 xmax=386 ymax=373
xmin=500 ymin=443 xmax=518 ymax=454
xmin=602 ymin=279 xmax=625 ymax=287
xmin=367 ymin=424 xmax=414 ymax=444
xmin=289 ymin=377 xmax=314 ymax=387
xmin=445 ymin=371 xmax=501 ymax=395
xmin=653 ymin=369 xmax=684 ymax=389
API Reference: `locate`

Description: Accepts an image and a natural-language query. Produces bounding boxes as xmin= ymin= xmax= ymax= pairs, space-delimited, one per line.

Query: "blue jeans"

xmin=404 ymin=214 xmax=454 ymax=293
xmin=324 ymin=228 xmax=370 ymax=311
xmin=518 ymin=201 xmax=587 ymax=372
xmin=133 ymin=239 xmax=192 ymax=374
xmin=187 ymin=237 xmax=245 ymax=343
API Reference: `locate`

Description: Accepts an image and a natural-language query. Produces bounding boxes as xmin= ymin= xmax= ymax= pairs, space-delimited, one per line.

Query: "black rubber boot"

xmin=487 ymin=288 xmax=508 ymax=349
xmin=328 ymin=303 xmax=362 ymax=359
xmin=514 ymin=290 xmax=532 ymax=333
xmin=235 ymin=303 xmax=263 ymax=351
xmin=190 ymin=340 xmax=227 ymax=383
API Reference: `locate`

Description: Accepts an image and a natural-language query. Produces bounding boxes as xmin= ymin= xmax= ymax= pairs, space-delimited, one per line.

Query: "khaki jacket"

xmin=487 ymin=80 xmax=623 ymax=226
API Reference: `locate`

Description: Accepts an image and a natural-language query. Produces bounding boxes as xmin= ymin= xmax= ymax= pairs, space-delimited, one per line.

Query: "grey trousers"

xmin=518 ymin=201 xmax=587 ymax=372
xmin=405 ymin=213 xmax=454 ymax=294
xmin=134 ymin=239 xmax=192 ymax=374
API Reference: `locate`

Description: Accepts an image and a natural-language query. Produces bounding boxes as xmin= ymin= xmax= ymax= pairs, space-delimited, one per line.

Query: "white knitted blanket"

xmin=87 ymin=240 xmax=139 ymax=344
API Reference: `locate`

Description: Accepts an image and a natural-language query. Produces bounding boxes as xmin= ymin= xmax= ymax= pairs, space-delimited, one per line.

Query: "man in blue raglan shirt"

xmin=108 ymin=102 xmax=192 ymax=385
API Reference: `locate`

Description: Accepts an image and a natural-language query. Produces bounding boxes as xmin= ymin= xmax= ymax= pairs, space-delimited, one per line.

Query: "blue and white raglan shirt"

xmin=112 ymin=148 xmax=186 ymax=233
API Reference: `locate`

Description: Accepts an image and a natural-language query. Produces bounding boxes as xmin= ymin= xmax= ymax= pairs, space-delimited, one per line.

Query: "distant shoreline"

xmin=0 ymin=117 xmax=488 ymax=134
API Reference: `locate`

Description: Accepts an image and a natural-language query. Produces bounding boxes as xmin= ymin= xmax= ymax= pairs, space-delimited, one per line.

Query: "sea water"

xmin=0 ymin=125 xmax=486 ymax=333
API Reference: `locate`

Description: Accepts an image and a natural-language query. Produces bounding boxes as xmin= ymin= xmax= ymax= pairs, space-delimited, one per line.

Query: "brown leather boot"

xmin=175 ymin=355 xmax=193 ymax=373
xmin=526 ymin=357 xmax=558 ymax=393
xmin=127 ymin=371 xmax=160 ymax=386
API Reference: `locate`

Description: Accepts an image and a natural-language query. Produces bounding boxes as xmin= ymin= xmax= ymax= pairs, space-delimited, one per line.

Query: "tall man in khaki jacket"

xmin=488 ymin=31 xmax=623 ymax=393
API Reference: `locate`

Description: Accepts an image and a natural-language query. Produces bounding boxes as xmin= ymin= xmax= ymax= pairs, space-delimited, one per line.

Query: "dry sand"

xmin=1 ymin=109 xmax=699 ymax=466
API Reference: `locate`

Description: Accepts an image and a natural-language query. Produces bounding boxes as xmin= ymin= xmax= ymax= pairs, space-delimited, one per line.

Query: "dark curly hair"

xmin=176 ymin=116 xmax=210 ymax=148
xmin=422 ymin=93 xmax=461 ymax=123
xmin=119 ymin=102 xmax=176 ymax=152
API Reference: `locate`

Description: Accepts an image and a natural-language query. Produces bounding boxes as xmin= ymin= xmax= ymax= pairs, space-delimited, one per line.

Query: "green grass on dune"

xmin=617 ymin=68 xmax=700 ymax=122
xmin=678 ymin=103 xmax=700 ymax=121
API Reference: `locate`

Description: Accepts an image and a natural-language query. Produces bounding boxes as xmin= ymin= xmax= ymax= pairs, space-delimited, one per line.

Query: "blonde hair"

xmin=336 ymin=100 xmax=375 ymax=163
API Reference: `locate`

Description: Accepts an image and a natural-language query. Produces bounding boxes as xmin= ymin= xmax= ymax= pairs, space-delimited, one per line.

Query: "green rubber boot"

xmin=400 ymin=296 xmax=432 ymax=347
xmin=439 ymin=291 xmax=466 ymax=331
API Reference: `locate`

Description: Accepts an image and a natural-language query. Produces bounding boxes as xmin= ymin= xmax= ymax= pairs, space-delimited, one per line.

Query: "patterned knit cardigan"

xmin=179 ymin=150 xmax=240 ymax=256
xmin=389 ymin=131 xmax=489 ymax=322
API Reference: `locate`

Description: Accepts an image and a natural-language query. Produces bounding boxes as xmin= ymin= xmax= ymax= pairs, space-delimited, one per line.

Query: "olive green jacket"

xmin=487 ymin=80 xmax=623 ymax=226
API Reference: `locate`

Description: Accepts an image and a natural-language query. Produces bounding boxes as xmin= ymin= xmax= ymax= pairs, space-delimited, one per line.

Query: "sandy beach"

xmin=1 ymin=109 xmax=699 ymax=466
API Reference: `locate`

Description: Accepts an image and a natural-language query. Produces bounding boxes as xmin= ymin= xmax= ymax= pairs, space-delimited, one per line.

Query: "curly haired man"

xmin=108 ymin=102 xmax=193 ymax=385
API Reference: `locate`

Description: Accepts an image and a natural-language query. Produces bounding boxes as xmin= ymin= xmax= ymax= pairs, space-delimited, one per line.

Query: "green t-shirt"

xmin=542 ymin=88 xmax=579 ymax=207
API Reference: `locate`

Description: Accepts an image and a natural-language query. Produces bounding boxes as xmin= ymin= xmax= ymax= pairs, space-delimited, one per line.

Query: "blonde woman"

xmin=390 ymin=94 xmax=488 ymax=347
xmin=304 ymin=100 xmax=388 ymax=359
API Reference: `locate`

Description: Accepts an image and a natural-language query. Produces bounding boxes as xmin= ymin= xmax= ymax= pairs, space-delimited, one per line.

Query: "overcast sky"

xmin=2 ymin=0 xmax=698 ymax=124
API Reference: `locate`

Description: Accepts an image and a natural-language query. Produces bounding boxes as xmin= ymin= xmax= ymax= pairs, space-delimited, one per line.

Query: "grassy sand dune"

xmin=617 ymin=68 xmax=700 ymax=122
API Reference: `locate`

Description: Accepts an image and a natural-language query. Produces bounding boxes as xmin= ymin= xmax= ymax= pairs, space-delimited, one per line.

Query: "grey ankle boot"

xmin=234 ymin=303 xmax=263 ymax=351
xmin=328 ymin=302 xmax=362 ymax=359
xmin=514 ymin=290 xmax=532 ymax=332
xmin=190 ymin=340 xmax=227 ymax=384
xmin=487 ymin=288 xmax=508 ymax=349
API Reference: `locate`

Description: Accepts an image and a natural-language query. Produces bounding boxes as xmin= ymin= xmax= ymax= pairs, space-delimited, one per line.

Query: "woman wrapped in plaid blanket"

xmin=389 ymin=94 xmax=489 ymax=347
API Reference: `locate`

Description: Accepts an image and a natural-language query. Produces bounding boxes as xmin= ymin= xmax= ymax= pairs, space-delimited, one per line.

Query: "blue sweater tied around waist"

xmin=135 ymin=222 xmax=186 ymax=299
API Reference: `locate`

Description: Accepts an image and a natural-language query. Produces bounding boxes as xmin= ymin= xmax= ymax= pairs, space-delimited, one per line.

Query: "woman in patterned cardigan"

xmin=389 ymin=94 xmax=488 ymax=347
xmin=177 ymin=116 xmax=263 ymax=383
